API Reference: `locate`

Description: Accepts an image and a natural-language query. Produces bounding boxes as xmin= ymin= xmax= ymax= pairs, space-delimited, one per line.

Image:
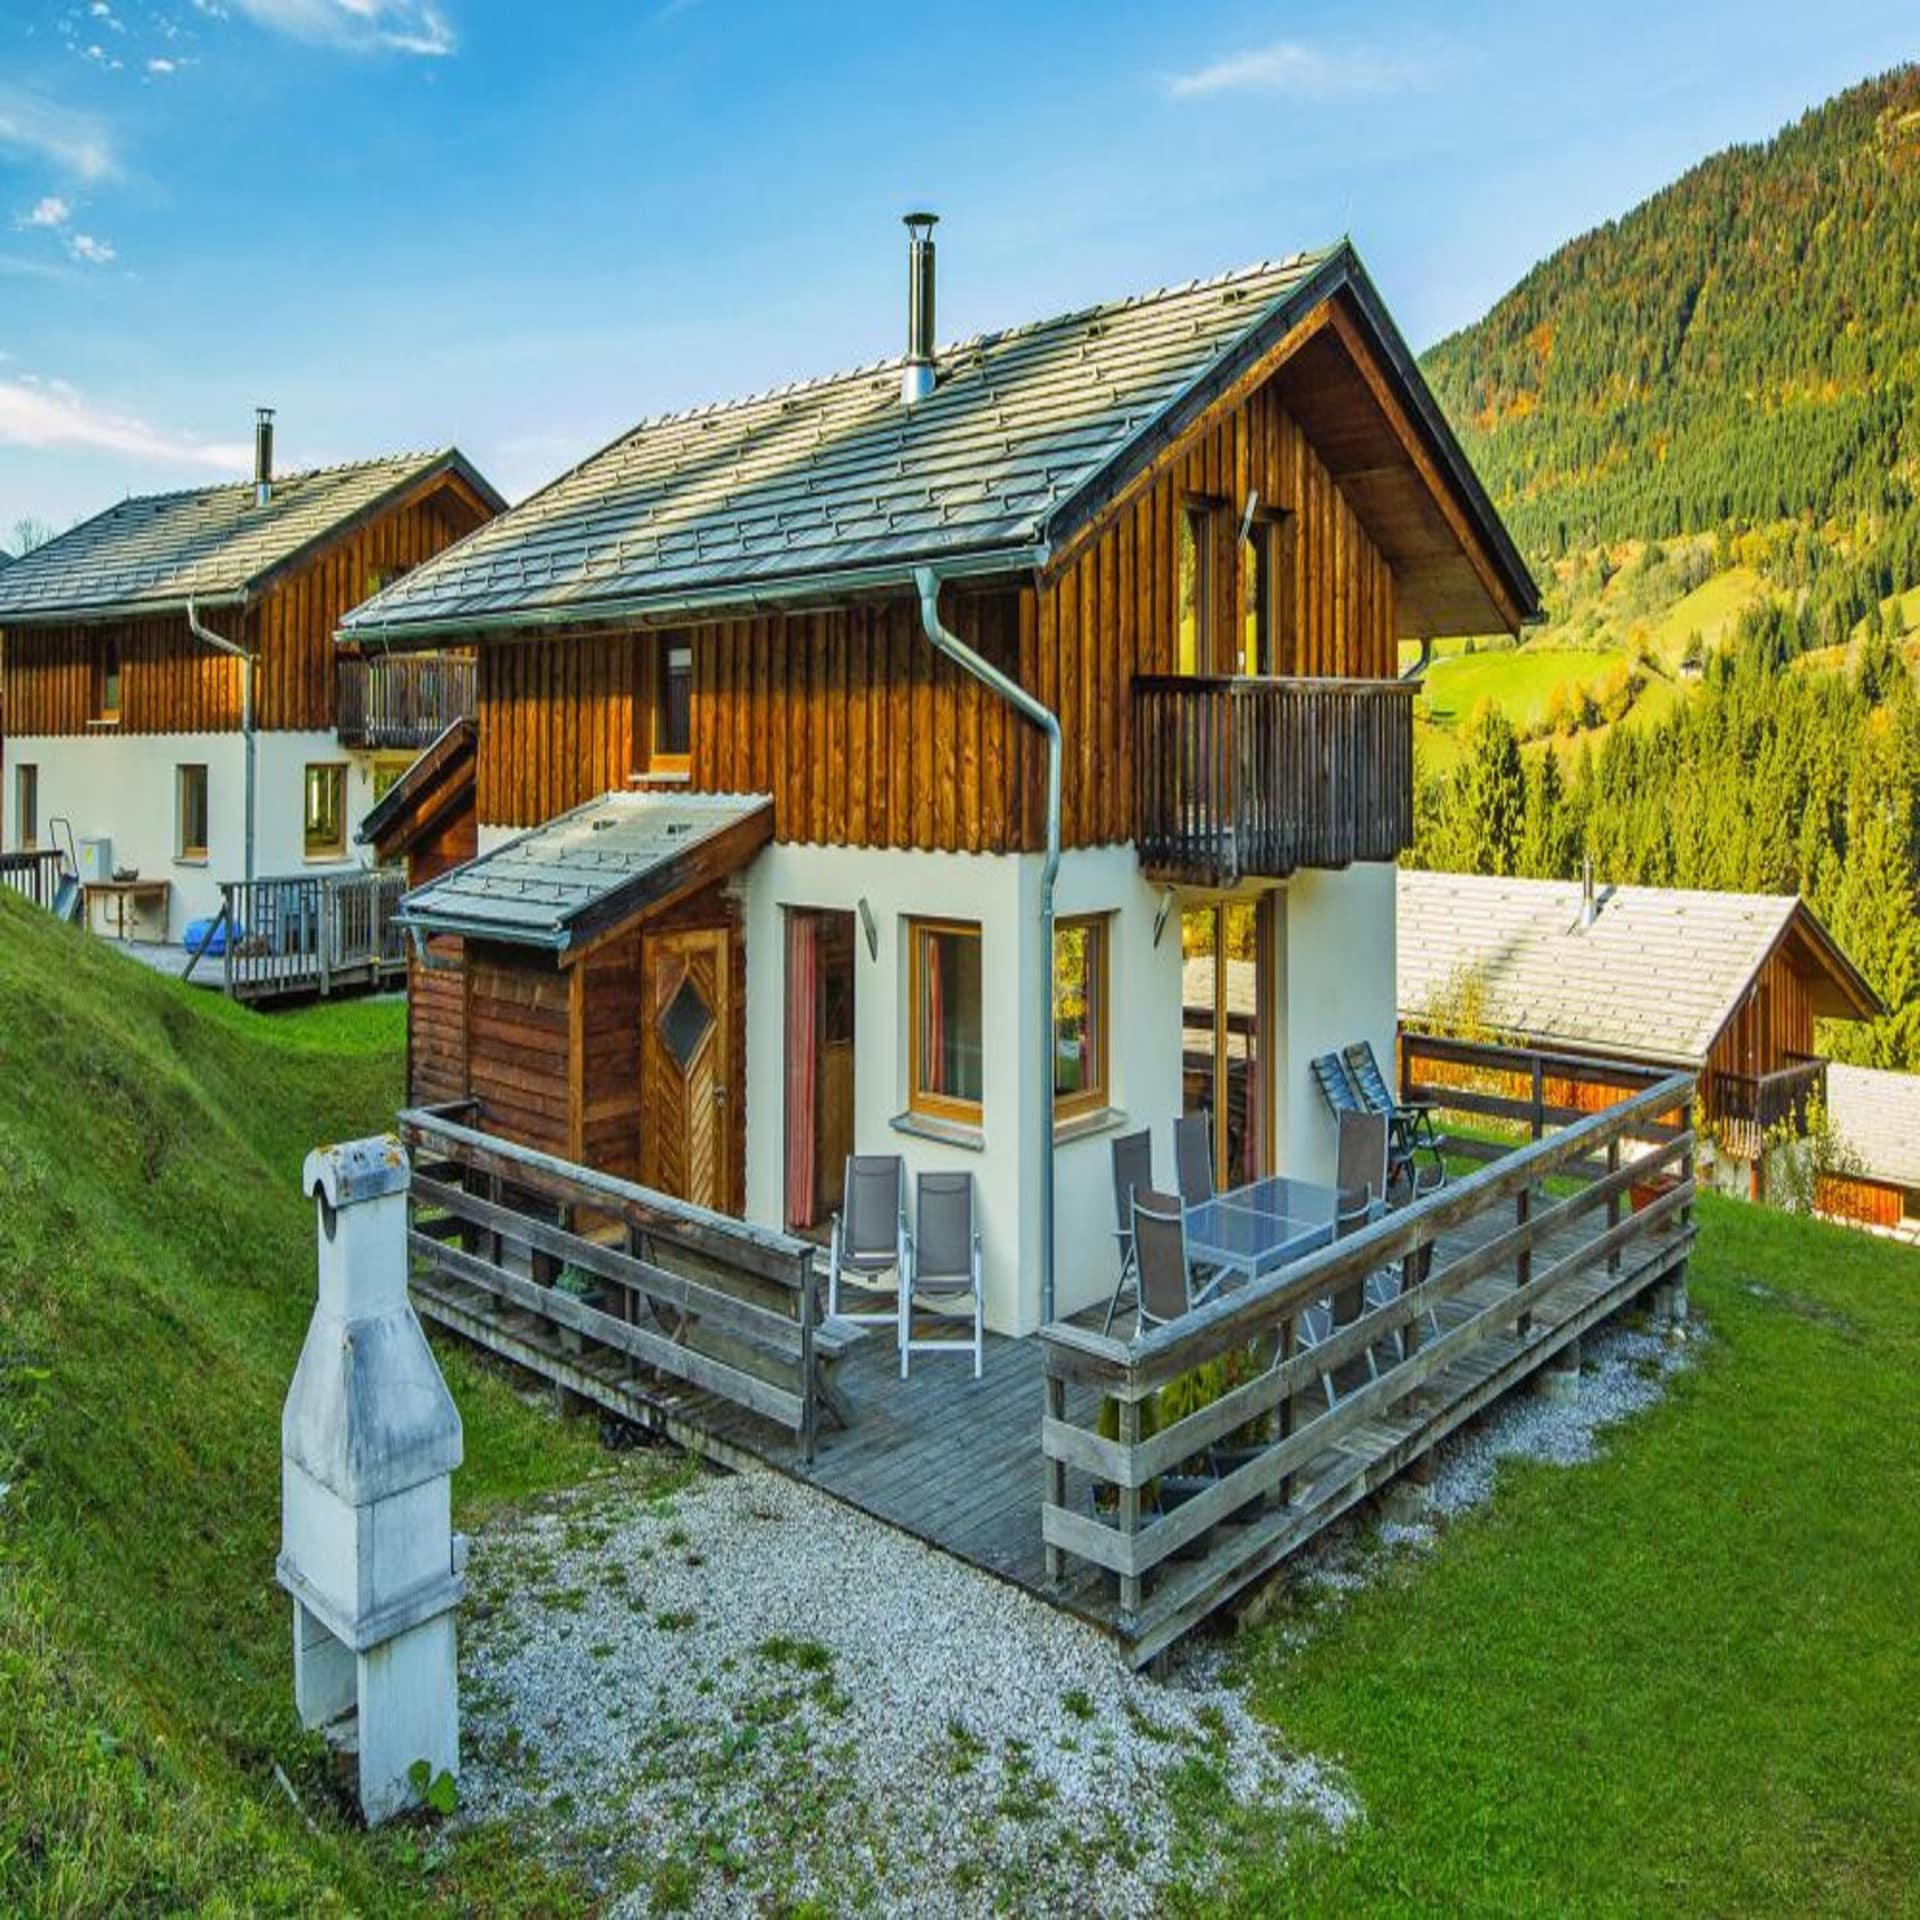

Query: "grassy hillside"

xmin=0 ymin=893 xmax=602 ymax=1915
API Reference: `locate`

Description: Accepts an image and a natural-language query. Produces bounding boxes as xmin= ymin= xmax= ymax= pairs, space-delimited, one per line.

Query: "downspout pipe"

xmin=913 ymin=565 xmax=1063 ymax=1325
xmin=187 ymin=597 xmax=256 ymax=885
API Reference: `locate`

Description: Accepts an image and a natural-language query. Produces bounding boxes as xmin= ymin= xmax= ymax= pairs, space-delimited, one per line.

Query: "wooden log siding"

xmin=1038 ymin=1071 xmax=1698 ymax=1661
xmin=0 ymin=475 xmax=487 ymax=738
xmin=474 ymin=384 xmax=1401 ymax=845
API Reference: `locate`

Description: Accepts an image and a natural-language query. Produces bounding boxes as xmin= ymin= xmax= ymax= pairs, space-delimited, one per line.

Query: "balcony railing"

xmin=1710 ymin=1053 xmax=1828 ymax=1136
xmin=336 ymin=653 xmax=477 ymax=751
xmin=1133 ymin=674 xmax=1415 ymax=886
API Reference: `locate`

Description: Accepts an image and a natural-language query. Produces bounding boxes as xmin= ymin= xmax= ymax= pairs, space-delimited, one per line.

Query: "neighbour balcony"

xmin=1133 ymin=674 xmax=1415 ymax=887
xmin=336 ymin=653 xmax=477 ymax=752
xmin=1710 ymin=1053 xmax=1828 ymax=1137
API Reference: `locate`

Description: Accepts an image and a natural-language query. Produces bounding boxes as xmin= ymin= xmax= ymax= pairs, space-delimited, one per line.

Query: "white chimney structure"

xmin=278 ymin=1136 xmax=465 ymax=1826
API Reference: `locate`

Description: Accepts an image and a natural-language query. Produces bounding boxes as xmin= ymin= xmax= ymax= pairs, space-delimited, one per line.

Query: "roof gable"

xmin=0 ymin=450 xmax=503 ymax=625
xmin=342 ymin=244 xmax=1536 ymax=642
xmin=1397 ymin=870 xmax=1880 ymax=1066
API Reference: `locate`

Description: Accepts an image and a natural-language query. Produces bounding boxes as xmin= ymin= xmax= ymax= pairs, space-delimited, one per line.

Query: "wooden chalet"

xmin=1397 ymin=867 xmax=1884 ymax=1192
xmin=325 ymin=225 xmax=1698 ymax=1658
xmin=0 ymin=417 xmax=500 ymax=945
xmin=1821 ymin=1064 xmax=1920 ymax=1238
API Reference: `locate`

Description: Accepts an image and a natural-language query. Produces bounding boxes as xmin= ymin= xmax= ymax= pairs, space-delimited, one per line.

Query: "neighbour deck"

xmin=406 ymin=1073 xmax=1696 ymax=1666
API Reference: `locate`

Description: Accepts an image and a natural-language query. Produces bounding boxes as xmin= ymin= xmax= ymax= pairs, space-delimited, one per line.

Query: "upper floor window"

xmin=1239 ymin=512 xmax=1294 ymax=677
xmin=1053 ymin=914 xmax=1110 ymax=1120
xmin=96 ymin=637 xmax=122 ymax=723
xmin=909 ymin=917 xmax=983 ymax=1123
xmin=652 ymin=641 xmax=698 ymax=768
xmin=14 ymin=765 xmax=38 ymax=851
xmin=1177 ymin=502 xmax=1217 ymax=675
xmin=303 ymin=762 xmax=347 ymax=860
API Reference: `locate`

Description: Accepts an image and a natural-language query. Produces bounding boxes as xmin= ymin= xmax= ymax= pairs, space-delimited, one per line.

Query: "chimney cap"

xmin=903 ymin=210 xmax=939 ymax=233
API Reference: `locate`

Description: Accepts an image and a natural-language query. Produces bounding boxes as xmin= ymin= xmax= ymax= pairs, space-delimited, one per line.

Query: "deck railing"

xmin=336 ymin=653 xmax=477 ymax=751
xmin=397 ymin=1105 xmax=824 ymax=1458
xmin=1133 ymin=675 xmax=1415 ymax=886
xmin=1711 ymin=1054 xmax=1827 ymax=1136
xmin=1038 ymin=1072 xmax=1695 ymax=1665
xmin=0 ymin=848 xmax=68 ymax=911
xmin=215 ymin=869 xmax=407 ymax=1001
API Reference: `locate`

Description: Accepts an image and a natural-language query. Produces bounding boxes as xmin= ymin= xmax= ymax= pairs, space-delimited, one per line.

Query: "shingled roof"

xmin=1825 ymin=1064 xmax=1920 ymax=1191
xmin=1397 ymin=870 xmax=1882 ymax=1067
xmin=0 ymin=449 xmax=502 ymax=625
xmin=341 ymin=242 xmax=1536 ymax=641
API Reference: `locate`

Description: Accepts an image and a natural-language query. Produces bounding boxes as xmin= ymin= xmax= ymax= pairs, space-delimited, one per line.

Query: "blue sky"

xmin=1 ymin=1 xmax=1913 ymax=539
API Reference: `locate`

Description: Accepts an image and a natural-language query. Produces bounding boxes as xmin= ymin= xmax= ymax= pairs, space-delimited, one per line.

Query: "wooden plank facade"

xmin=474 ymin=374 xmax=1400 ymax=843
xmin=1 ymin=472 xmax=491 ymax=739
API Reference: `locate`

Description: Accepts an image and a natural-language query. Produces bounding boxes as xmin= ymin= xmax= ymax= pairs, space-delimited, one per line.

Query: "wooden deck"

xmin=411 ymin=1126 xmax=1694 ymax=1663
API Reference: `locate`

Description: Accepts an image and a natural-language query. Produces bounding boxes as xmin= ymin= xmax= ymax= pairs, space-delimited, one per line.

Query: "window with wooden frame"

xmin=1238 ymin=510 xmax=1295 ymax=677
xmin=302 ymin=762 xmax=347 ymax=860
xmin=1052 ymin=914 xmax=1110 ymax=1120
xmin=176 ymin=764 xmax=209 ymax=862
xmin=15 ymin=764 xmax=38 ymax=851
xmin=96 ymin=636 xmax=122 ymax=723
xmin=1178 ymin=500 xmax=1227 ymax=675
xmin=908 ymin=918 xmax=984 ymax=1122
xmin=645 ymin=632 xmax=693 ymax=770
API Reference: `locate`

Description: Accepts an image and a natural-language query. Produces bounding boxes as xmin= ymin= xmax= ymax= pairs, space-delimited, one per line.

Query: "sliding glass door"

xmin=1179 ymin=897 xmax=1274 ymax=1191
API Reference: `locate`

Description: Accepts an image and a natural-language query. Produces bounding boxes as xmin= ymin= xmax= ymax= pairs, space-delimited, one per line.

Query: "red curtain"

xmin=785 ymin=913 xmax=819 ymax=1229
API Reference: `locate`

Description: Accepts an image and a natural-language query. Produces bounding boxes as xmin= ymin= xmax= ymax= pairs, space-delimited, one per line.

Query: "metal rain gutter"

xmin=334 ymin=544 xmax=1047 ymax=650
xmin=186 ymin=596 xmax=257 ymax=885
xmin=913 ymin=563 xmax=1063 ymax=1327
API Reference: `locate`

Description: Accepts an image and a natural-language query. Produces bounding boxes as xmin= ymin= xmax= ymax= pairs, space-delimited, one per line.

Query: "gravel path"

xmin=456 ymin=1312 xmax=1698 ymax=1914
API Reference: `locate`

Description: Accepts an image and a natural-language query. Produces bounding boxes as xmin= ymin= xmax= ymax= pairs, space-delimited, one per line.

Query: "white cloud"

xmin=147 ymin=56 xmax=180 ymax=74
xmin=1165 ymin=39 xmax=1445 ymax=102
xmin=0 ymin=375 xmax=250 ymax=468
xmin=20 ymin=196 xmax=73 ymax=230
xmin=0 ymin=85 xmax=117 ymax=181
xmin=230 ymin=0 xmax=456 ymax=55
xmin=67 ymin=232 xmax=116 ymax=265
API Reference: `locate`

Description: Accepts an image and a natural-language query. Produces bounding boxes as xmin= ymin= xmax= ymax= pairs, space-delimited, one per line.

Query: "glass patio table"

xmin=1183 ymin=1174 xmax=1340 ymax=1288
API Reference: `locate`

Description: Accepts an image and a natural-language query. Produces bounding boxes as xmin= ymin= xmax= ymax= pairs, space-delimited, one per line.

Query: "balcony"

xmin=1133 ymin=675 xmax=1415 ymax=887
xmin=336 ymin=653 xmax=477 ymax=752
xmin=1710 ymin=1053 xmax=1828 ymax=1137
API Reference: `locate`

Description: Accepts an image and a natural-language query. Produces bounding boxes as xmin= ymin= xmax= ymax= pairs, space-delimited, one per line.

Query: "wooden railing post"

xmin=1044 ymin=1372 xmax=1067 ymax=1582
xmin=1606 ymin=1136 xmax=1622 ymax=1274
xmin=1530 ymin=1055 xmax=1546 ymax=1141
xmin=1514 ymin=1184 xmax=1533 ymax=1337
xmin=1117 ymin=1393 xmax=1143 ymax=1618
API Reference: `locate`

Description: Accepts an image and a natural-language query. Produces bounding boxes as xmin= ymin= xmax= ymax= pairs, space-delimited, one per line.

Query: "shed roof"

xmin=1397 ymin=869 xmax=1882 ymax=1068
xmin=396 ymin=789 xmax=773 ymax=952
xmin=356 ymin=717 xmax=475 ymax=864
xmin=1825 ymin=1064 xmax=1920 ymax=1190
xmin=0 ymin=449 xmax=502 ymax=625
xmin=341 ymin=242 xmax=1536 ymax=642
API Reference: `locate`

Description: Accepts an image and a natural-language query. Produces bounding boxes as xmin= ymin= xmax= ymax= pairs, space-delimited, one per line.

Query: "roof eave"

xmin=0 ymin=588 xmax=250 ymax=629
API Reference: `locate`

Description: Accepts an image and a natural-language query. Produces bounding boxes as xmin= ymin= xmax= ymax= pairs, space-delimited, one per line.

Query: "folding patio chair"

xmin=827 ymin=1154 xmax=909 ymax=1340
xmin=1172 ymin=1111 xmax=1215 ymax=1207
xmin=900 ymin=1171 xmax=984 ymax=1379
xmin=1101 ymin=1127 xmax=1155 ymax=1338
xmin=1130 ymin=1188 xmax=1230 ymax=1334
xmin=1310 ymin=1050 xmax=1366 ymax=1121
xmin=1343 ymin=1040 xmax=1447 ymax=1196
xmin=1330 ymin=1111 xmax=1392 ymax=1393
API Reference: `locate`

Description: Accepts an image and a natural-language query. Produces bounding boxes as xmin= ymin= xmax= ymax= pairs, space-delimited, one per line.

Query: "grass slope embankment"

xmin=1204 ymin=1196 xmax=1920 ymax=1915
xmin=0 ymin=893 xmax=602 ymax=1916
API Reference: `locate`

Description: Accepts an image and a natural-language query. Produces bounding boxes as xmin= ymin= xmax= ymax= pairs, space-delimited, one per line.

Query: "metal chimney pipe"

xmin=254 ymin=407 xmax=275 ymax=508
xmin=1580 ymin=854 xmax=1597 ymax=929
xmin=902 ymin=213 xmax=938 ymax=406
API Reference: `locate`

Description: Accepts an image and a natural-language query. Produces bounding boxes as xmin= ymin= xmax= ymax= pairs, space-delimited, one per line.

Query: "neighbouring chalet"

xmin=1821 ymin=1064 xmax=1920 ymax=1238
xmin=1397 ymin=867 xmax=1884 ymax=1196
xmin=0 ymin=415 xmax=502 ymax=938
xmin=345 ymin=227 xmax=1539 ymax=1336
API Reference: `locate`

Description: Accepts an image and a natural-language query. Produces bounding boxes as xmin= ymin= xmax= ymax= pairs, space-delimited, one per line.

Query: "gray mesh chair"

xmin=1101 ymin=1128 xmax=1155 ymax=1337
xmin=1130 ymin=1188 xmax=1230 ymax=1334
xmin=1343 ymin=1040 xmax=1446 ymax=1196
xmin=1172 ymin=1112 xmax=1215 ymax=1208
xmin=1330 ymin=1111 xmax=1390 ymax=1394
xmin=827 ymin=1154 xmax=909 ymax=1343
xmin=901 ymin=1171 xmax=983 ymax=1379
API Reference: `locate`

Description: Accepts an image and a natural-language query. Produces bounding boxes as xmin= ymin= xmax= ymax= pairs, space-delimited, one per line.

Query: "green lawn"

xmin=1192 ymin=1195 xmax=1918 ymax=1915
xmin=0 ymin=894 xmax=606 ymax=1916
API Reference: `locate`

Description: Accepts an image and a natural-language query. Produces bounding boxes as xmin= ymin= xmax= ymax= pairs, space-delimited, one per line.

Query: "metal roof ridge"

xmin=83 ymin=447 xmax=454 ymax=516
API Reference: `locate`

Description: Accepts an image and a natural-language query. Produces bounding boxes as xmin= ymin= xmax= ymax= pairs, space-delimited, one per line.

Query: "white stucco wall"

xmin=3 ymin=729 xmax=387 ymax=935
xmin=1269 ymin=860 xmax=1399 ymax=1186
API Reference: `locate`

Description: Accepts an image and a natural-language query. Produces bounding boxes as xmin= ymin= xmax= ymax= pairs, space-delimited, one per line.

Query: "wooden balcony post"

xmin=1044 ymin=1371 xmax=1066 ymax=1582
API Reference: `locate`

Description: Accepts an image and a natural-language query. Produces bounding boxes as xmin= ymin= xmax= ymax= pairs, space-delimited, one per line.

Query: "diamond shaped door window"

xmin=659 ymin=973 xmax=713 ymax=1072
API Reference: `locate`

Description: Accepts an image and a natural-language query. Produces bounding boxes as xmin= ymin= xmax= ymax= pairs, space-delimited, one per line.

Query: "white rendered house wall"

xmin=4 ymin=730 xmax=388 ymax=934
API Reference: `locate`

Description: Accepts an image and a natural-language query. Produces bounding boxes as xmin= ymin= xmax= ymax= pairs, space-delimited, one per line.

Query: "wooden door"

xmin=641 ymin=926 xmax=733 ymax=1212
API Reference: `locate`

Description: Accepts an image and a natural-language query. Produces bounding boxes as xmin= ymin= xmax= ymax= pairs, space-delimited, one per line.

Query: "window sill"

xmin=86 ymin=718 xmax=121 ymax=731
xmin=303 ymin=853 xmax=349 ymax=866
xmin=174 ymin=855 xmax=209 ymax=869
xmin=890 ymin=1109 xmax=986 ymax=1153
xmin=629 ymin=767 xmax=692 ymax=787
xmin=1053 ymin=1104 xmax=1129 ymax=1147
